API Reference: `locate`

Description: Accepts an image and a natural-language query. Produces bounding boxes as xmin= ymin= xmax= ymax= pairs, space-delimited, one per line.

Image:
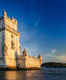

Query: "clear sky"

xmin=0 ymin=0 xmax=66 ymax=62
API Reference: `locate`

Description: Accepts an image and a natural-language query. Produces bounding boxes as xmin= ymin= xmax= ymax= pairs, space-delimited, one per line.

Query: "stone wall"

xmin=3 ymin=11 xmax=20 ymax=68
xmin=17 ymin=56 xmax=42 ymax=69
xmin=25 ymin=56 xmax=41 ymax=68
xmin=17 ymin=56 xmax=25 ymax=68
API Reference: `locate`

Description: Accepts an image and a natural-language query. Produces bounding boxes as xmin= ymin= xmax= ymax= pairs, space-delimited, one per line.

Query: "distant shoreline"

xmin=41 ymin=62 xmax=66 ymax=68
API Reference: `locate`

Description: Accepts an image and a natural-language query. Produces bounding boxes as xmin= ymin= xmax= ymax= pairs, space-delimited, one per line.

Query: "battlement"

xmin=16 ymin=49 xmax=42 ymax=69
xmin=3 ymin=11 xmax=17 ymax=24
xmin=3 ymin=11 xmax=18 ymax=31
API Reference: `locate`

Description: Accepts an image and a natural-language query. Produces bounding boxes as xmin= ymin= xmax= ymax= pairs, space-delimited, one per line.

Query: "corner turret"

xmin=3 ymin=10 xmax=7 ymax=17
xmin=38 ymin=54 xmax=42 ymax=64
xmin=23 ymin=48 xmax=28 ymax=56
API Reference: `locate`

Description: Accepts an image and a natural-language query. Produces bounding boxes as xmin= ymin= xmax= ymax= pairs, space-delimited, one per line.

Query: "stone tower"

xmin=0 ymin=11 xmax=20 ymax=68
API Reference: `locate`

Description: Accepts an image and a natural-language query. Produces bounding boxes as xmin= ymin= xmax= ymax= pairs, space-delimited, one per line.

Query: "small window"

xmin=11 ymin=34 xmax=15 ymax=49
xmin=11 ymin=35 xmax=13 ymax=39
xmin=11 ymin=41 xmax=15 ymax=49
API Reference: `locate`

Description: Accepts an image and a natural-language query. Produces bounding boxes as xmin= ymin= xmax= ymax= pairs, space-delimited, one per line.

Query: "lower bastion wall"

xmin=17 ymin=56 xmax=42 ymax=69
xmin=17 ymin=56 xmax=25 ymax=68
xmin=25 ymin=56 xmax=41 ymax=68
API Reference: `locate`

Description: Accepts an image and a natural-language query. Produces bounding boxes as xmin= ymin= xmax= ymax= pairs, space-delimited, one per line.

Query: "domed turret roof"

xmin=23 ymin=48 xmax=28 ymax=56
xmin=3 ymin=10 xmax=7 ymax=17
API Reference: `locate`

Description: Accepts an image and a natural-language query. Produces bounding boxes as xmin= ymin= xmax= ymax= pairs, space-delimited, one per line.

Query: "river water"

xmin=0 ymin=68 xmax=66 ymax=80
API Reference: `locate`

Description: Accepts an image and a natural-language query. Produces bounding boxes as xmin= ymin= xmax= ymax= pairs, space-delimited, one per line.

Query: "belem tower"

xmin=0 ymin=11 xmax=42 ymax=69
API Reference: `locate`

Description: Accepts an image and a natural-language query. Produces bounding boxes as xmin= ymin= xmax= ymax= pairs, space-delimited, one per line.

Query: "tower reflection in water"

xmin=5 ymin=70 xmax=40 ymax=80
xmin=5 ymin=71 xmax=17 ymax=80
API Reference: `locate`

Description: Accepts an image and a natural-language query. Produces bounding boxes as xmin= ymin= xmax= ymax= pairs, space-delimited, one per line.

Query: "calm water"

xmin=0 ymin=68 xmax=66 ymax=80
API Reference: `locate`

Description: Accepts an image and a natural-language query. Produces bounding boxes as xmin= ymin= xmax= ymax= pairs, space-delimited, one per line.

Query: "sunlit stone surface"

xmin=17 ymin=48 xmax=42 ymax=69
xmin=0 ymin=11 xmax=20 ymax=68
xmin=0 ymin=11 xmax=42 ymax=69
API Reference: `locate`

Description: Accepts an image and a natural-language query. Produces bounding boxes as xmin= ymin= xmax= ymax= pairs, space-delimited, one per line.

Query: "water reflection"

xmin=0 ymin=68 xmax=66 ymax=80
xmin=5 ymin=71 xmax=17 ymax=80
xmin=5 ymin=70 xmax=41 ymax=80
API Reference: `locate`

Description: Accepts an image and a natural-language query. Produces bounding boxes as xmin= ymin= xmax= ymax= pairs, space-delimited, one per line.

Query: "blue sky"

xmin=0 ymin=0 xmax=66 ymax=62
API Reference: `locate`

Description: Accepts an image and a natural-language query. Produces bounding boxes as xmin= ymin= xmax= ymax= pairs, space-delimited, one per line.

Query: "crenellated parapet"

xmin=3 ymin=11 xmax=18 ymax=31
xmin=17 ymin=49 xmax=42 ymax=69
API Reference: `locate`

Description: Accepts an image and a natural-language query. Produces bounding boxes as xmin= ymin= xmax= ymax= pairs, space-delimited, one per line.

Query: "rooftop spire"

xmin=3 ymin=10 xmax=7 ymax=17
xmin=23 ymin=48 xmax=28 ymax=56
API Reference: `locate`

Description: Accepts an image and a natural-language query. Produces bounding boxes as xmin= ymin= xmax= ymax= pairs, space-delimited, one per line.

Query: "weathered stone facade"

xmin=17 ymin=49 xmax=42 ymax=69
xmin=0 ymin=11 xmax=20 ymax=68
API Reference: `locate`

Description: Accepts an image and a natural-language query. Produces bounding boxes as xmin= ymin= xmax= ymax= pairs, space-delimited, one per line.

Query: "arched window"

xmin=11 ymin=34 xmax=15 ymax=49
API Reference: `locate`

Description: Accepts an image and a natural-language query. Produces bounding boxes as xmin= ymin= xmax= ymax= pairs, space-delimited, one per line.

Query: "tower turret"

xmin=23 ymin=48 xmax=28 ymax=56
xmin=3 ymin=10 xmax=7 ymax=17
xmin=38 ymin=54 xmax=42 ymax=64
